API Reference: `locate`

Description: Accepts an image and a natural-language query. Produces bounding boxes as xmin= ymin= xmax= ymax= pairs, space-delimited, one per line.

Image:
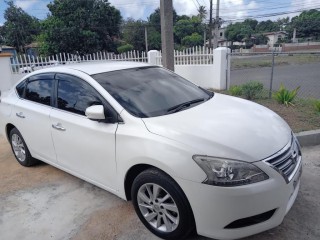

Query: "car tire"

xmin=9 ymin=128 xmax=38 ymax=167
xmin=131 ymin=168 xmax=195 ymax=240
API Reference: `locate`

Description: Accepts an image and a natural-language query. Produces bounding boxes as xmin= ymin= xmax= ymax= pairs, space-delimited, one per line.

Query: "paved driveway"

xmin=0 ymin=135 xmax=319 ymax=240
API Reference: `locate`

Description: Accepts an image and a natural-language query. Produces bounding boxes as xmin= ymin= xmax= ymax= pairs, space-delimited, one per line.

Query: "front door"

xmin=50 ymin=74 xmax=118 ymax=191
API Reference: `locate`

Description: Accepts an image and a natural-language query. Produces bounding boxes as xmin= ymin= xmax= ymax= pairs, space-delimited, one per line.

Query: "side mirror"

xmin=85 ymin=105 xmax=105 ymax=120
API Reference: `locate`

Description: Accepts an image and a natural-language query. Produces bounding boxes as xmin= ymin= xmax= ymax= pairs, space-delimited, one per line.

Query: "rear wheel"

xmin=9 ymin=128 xmax=38 ymax=167
xmin=131 ymin=168 xmax=195 ymax=240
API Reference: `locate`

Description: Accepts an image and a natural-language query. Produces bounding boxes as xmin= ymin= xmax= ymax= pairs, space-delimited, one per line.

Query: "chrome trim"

xmin=263 ymin=135 xmax=302 ymax=184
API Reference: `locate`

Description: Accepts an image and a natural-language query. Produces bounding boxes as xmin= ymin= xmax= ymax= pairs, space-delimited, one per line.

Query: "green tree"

xmin=255 ymin=20 xmax=279 ymax=33
xmin=41 ymin=0 xmax=121 ymax=55
xmin=148 ymin=28 xmax=161 ymax=50
xmin=181 ymin=33 xmax=203 ymax=47
xmin=290 ymin=10 xmax=320 ymax=39
xmin=117 ymin=44 xmax=133 ymax=53
xmin=148 ymin=8 xmax=178 ymax=32
xmin=1 ymin=0 xmax=40 ymax=52
xmin=197 ymin=6 xmax=207 ymax=23
xmin=174 ymin=16 xmax=204 ymax=44
xmin=122 ymin=18 xmax=147 ymax=51
xmin=243 ymin=19 xmax=258 ymax=31
xmin=225 ymin=21 xmax=254 ymax=43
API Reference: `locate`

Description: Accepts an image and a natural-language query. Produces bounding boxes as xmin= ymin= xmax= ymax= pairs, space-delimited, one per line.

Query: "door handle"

xmin=52 ymin=123 xmax=66 ymax=131
xmin=16 ymin=112 xmax=25 ymax=118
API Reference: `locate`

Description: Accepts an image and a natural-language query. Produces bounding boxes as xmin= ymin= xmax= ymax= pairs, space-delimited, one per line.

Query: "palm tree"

xmin=197 ymin=5 xmax=207 ymax=23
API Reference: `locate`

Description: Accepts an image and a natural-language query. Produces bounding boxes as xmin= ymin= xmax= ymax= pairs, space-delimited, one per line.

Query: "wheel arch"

xmin=124 ymin=164 xmax=154 ymax=201
xmin=5 ymin=123 xmax=16 ymax=141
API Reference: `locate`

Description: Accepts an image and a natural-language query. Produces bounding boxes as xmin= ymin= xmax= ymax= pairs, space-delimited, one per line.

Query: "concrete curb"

xmin=296 ymin=129 xmax=320 ymax=147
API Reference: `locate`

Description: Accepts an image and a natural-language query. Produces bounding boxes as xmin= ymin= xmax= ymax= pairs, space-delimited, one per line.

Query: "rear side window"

xmin=25 ymin=79 xmax=53 ymax=106
xmin=57 ymin=78 xmax=102 ymax=116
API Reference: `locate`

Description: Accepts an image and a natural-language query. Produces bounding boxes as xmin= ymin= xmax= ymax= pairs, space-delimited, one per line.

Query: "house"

xmin=0 ymin=45 xmax=17 ymax=57
xmin=206 ymin=28 xmax=233 ymax=47
xmin=263 ymin=31 xmax=287 ymax=46
xmin=25 ymin=42 xmax=39 ymax=58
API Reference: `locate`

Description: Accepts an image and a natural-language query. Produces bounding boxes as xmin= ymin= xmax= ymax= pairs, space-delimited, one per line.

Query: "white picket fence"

xmin=2 ymin=47 xmax=229 ymax=91
xmin=11 ymin=50 xmax=148 ymax=74
xmin=11 ymin=46 xmax=214 ymax=74
xmin=156 ymin=46 xmax=214 ymax=65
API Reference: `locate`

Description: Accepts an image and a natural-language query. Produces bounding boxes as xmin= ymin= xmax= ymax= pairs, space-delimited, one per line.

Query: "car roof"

xmin=34 ymin=61 xmax=151 ymax=75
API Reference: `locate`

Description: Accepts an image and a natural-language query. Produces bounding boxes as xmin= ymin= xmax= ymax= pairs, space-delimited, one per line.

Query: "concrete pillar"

xmin=0 ymin=53 xmax=13 ymax=92
xmin=213 ymin=47 xmax=231 ymax=90
xmin=148 ymin=50 xmax=160 ymax=65
xmin=160 ymin=0 xmax=174 ymax=71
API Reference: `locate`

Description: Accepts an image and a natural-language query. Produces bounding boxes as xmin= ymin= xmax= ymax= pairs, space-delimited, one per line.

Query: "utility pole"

xmin=145 ymin=26 xmax=148 ymax=52
xmin=213 ymin=0 xmax=220 ymax=49
xmin=160 ymin=0 xmax=174 ymax=71
xmin=208 ymin=0 xmax=213 ymax=49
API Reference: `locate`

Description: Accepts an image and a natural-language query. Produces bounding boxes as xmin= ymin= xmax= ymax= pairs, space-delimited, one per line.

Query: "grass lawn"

xmin=231 ymin=54 xmax=320 ymax=70
xmin=254 ymin=98 xmax=320 ymax=133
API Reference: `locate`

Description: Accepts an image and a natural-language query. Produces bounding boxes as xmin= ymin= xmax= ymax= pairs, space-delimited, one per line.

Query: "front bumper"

xmin=174 ymin=158 xmax=302 ymax=240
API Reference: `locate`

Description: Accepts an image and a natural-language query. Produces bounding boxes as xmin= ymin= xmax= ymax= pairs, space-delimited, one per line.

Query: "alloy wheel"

xmin=137 ymin=183 xmax=180 ymax=233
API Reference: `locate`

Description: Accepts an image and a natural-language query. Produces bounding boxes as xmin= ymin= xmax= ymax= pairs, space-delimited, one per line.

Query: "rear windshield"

xmin=92 ymin=67 xmax=212 ymax=118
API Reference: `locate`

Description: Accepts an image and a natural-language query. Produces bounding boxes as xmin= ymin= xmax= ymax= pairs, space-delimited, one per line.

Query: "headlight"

xmin=193 ymin=155 xmax=269 ymax=186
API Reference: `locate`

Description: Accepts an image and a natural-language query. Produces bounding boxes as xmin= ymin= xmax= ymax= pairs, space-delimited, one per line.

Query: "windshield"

xmin=92 ymin=66 xmax=213 ymax=118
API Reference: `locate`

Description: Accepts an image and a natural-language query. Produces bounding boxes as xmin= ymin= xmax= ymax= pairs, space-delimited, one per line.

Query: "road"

xmin=0 ymin=135 xmax=320 ymax=240
xmin=230 ymin=63 xmax=320 ymax=98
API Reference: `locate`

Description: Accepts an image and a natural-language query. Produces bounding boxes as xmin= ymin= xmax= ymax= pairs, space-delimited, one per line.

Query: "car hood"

xmin=142 ymin=93 xmax=291 ymax=162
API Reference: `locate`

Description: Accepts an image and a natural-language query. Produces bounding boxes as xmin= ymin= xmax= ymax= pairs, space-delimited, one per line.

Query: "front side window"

xmin=25 ymin=79 xmax=53 ymax=106
xmin=92 ymin=67 xmax=213 ymax=118
xmin=57 ymin=77 xmax=101 ymax=116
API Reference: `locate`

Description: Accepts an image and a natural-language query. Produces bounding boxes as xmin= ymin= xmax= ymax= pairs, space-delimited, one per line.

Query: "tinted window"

xmin=25 ymin=79 xmax=53 ymax=106
xmin=92 ymin=67 xmax=212 ymax=118
xmin=57 ymin=79 xmax=101 ymax=116
xmin=16 ymin=80 xmax=26 ymax=98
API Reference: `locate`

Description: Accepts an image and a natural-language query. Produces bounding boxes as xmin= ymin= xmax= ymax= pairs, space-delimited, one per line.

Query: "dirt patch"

xmin=254 ymin=98 xmax=320 ymax=132
xmin=72 ymin=202 xmax=143 ymax=240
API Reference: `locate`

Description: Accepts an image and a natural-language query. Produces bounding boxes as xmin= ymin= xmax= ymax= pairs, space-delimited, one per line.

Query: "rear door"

xmin=12 ymin=74 xmax=56 ymax=162
xmin=50 ymin=73 xmax=119 ymax=190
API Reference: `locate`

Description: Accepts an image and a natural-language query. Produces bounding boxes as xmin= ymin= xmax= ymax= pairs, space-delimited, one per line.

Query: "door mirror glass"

xmin=85 ymin=105 xmax=105 ymax=120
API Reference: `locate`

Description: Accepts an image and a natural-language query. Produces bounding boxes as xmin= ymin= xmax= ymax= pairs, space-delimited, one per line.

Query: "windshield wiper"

xmin=167 ymin=98 xmax=205 ymax=113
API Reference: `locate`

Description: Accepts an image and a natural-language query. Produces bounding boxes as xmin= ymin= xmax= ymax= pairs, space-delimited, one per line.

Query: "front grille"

xmin=265 ymin=137 xmax=301 ymax=183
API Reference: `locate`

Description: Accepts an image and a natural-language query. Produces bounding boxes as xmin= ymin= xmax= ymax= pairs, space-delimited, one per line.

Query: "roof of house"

xmin=1 ymin=45 xmax=15 ymax=49
xmin=263 ymin=31 xmax=287 ymax=36
xmin=25 ymin=42 xmax=39 ymax=48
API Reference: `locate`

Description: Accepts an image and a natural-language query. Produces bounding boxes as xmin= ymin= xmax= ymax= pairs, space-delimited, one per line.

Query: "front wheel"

xmin=131 ymin=168 xmax=195 ymax=240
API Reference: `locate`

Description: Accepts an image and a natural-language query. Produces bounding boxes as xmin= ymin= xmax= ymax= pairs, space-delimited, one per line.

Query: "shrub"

xmin=241 ymin=81 xmax=264 ymax=100
xmin=229 ymin=85 xmax=242 ymax=96
xmin=117 ymin=44 xmax=134 ymax=53
xmin=315 ymin=100 xmax=320 ymax=112
xmin=274 ymin=84 xmax=300 ymax=106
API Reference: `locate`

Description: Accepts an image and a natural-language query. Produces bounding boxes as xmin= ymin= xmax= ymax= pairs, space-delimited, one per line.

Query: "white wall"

xmin=175 ymin=65 xmax=216 ymax=89
xmin=149 ymin=47 xmax=230 ymax=90
xmin=0 ymin=53 xmax=13 ymax=92
xmin=12 ymin=74 xmax=27 ymax=85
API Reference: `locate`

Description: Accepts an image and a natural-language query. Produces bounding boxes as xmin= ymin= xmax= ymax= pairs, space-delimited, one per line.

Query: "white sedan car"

xmin=0 ymin=62 xmax=302 ymax=240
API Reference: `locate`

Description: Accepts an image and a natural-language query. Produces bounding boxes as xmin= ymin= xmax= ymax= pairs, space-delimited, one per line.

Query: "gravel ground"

xmin=0 ymin=135 xmax=319 ymax=240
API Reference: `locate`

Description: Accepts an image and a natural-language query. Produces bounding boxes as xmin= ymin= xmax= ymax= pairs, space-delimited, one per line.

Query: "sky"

xmin=0 ymin=0 xmax=319 ymax=26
